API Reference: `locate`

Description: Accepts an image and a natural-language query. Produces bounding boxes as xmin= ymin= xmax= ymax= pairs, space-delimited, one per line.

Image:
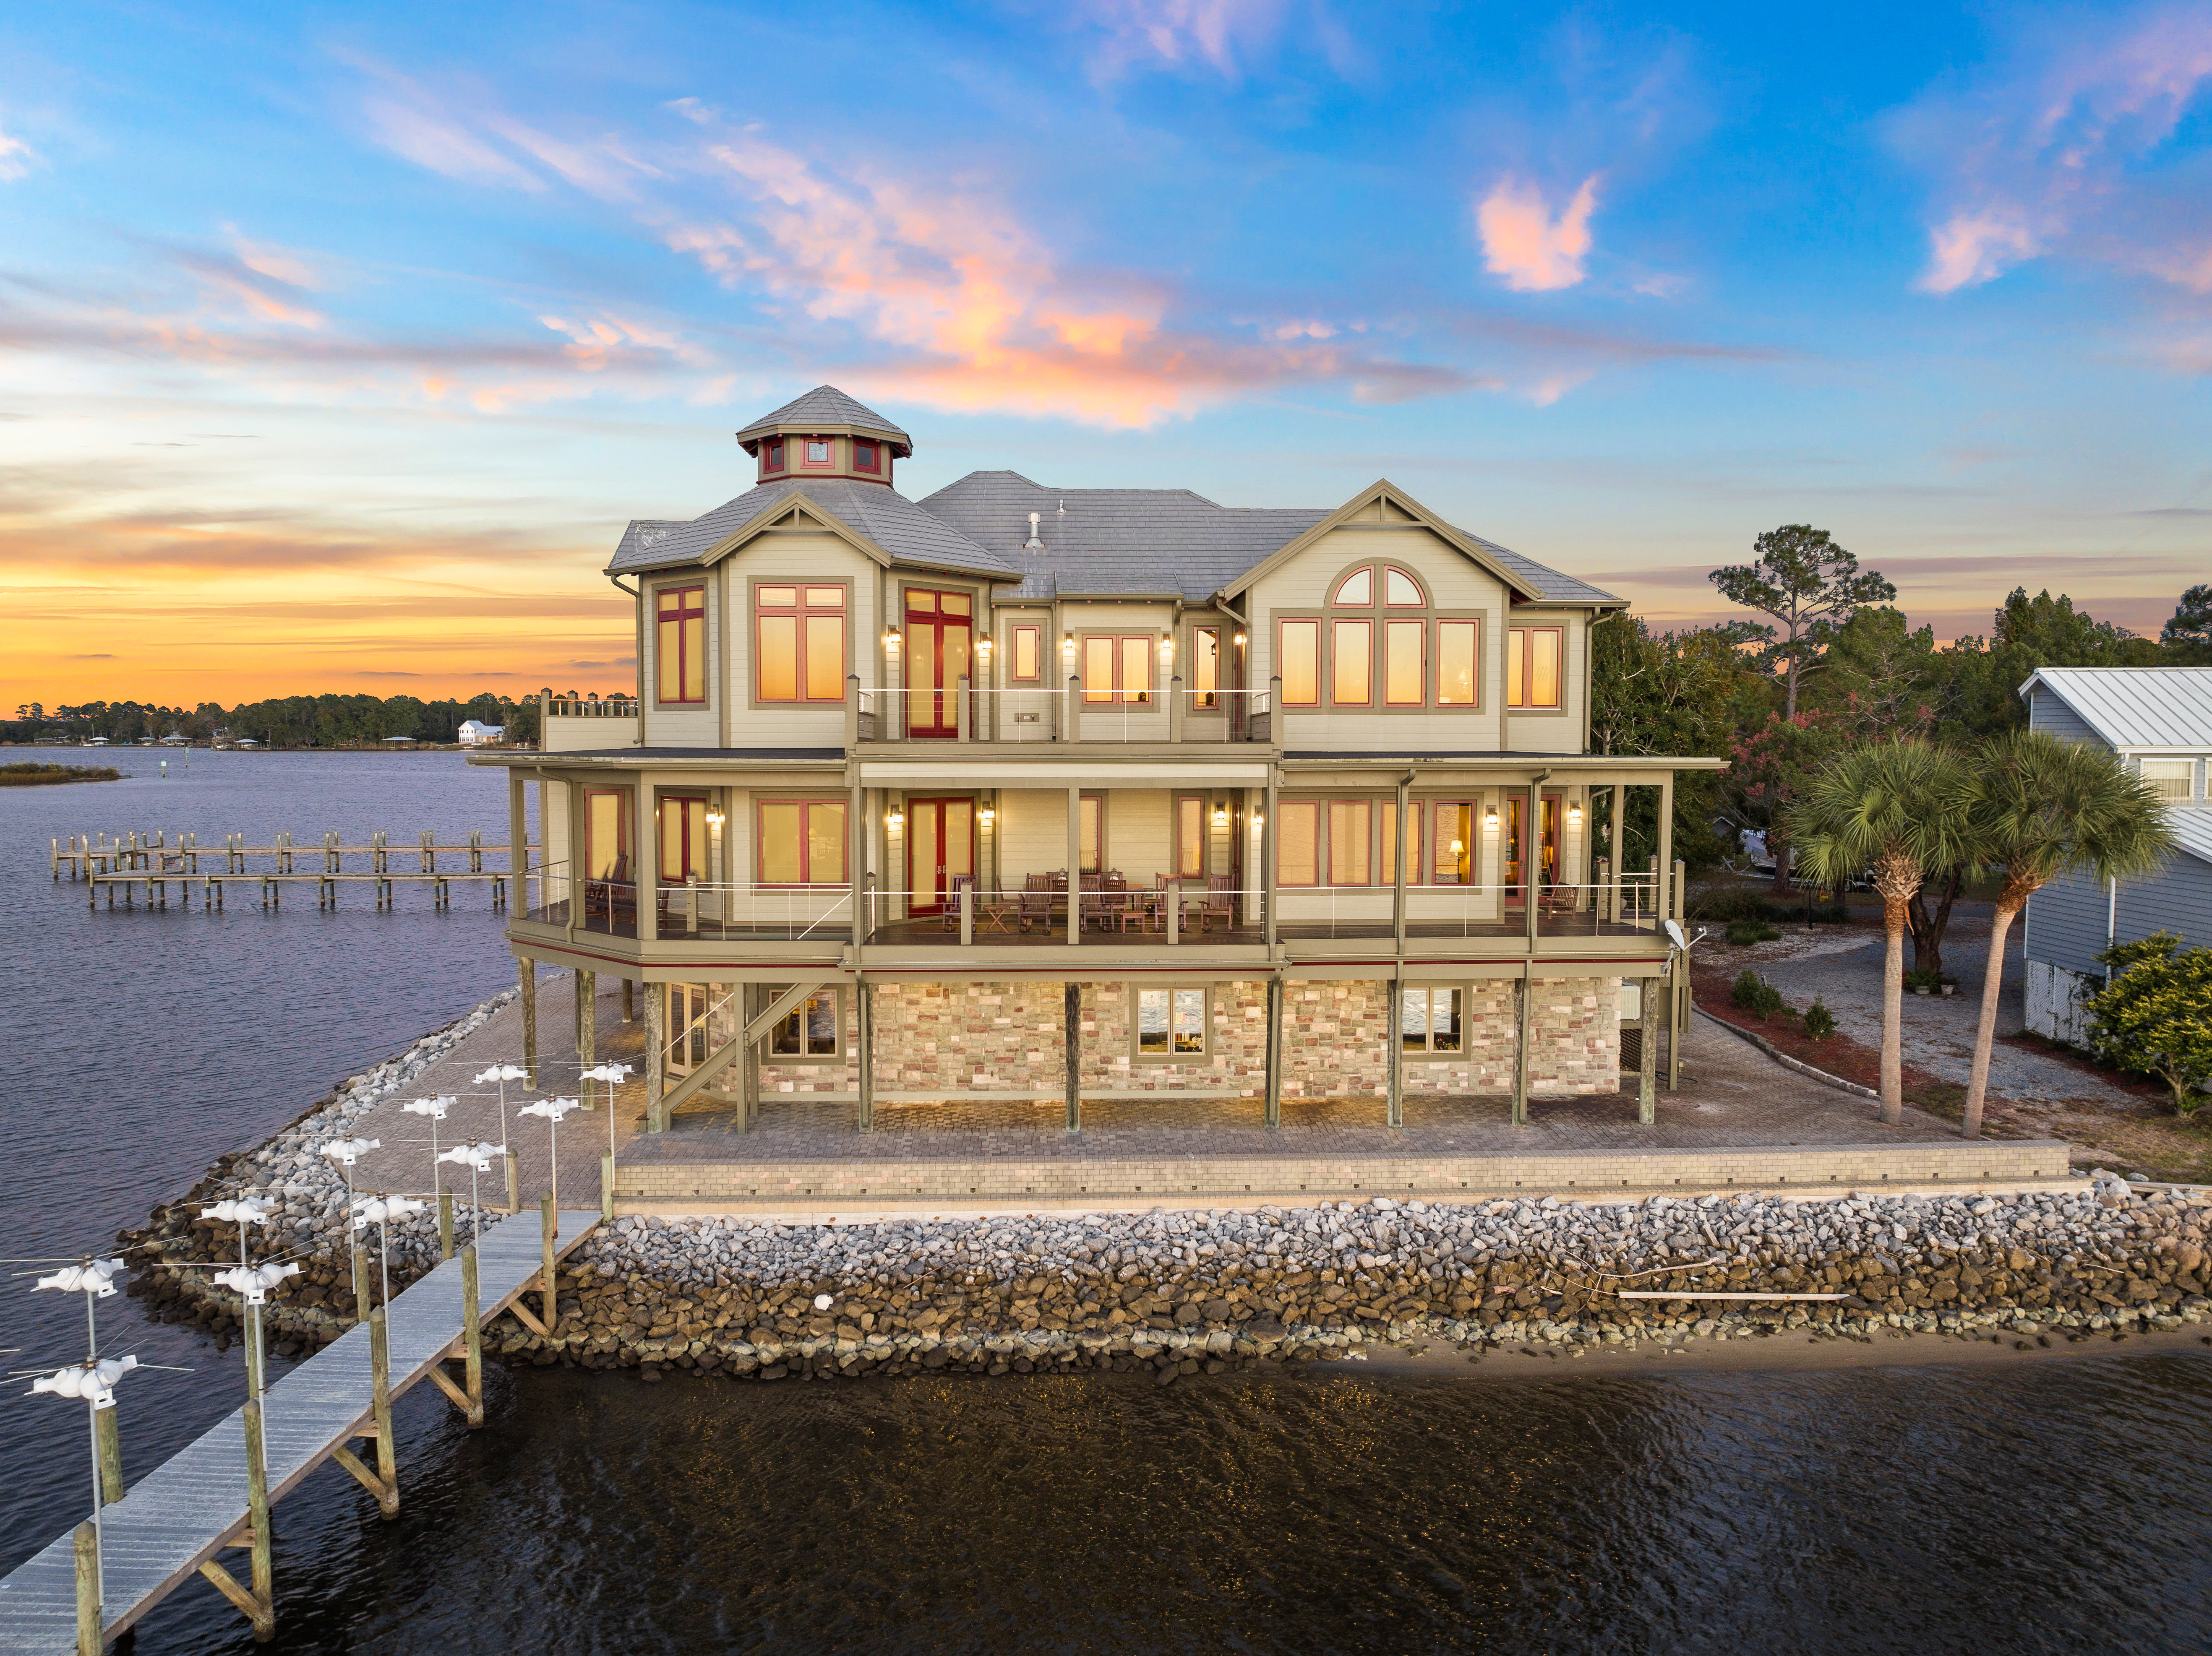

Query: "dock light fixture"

xmin=350 ymin=1195 xmax=427 ymax=1309
xmin=519 ymin=1097 xmax=583 ymax=1218
xmin=30 ymin=1258 xmax=137 ymax=1617
xmin=403 ymin=1097 xmax=456 ymax=1216
xmin=473 ymin=1063 xmax=529 ymax=1147
xmin=438 ymin=1142 xmax=506 ymax=1250
xmin=580 ymin=1063 xmax=633 ymax=1180
xmin=318 ymin=1138 xmax=380 ymax=1209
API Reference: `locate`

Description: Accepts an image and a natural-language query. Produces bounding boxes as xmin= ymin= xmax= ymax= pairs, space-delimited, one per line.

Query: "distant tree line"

xmin=2 ymin=687 xmax=626 ymax=748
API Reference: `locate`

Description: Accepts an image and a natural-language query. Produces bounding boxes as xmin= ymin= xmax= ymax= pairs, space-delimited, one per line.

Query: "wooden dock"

xmin=0 ymin=1208 xmax=597 ymax=1654
xmin=51 ymin=831 xmax=539 ymax=912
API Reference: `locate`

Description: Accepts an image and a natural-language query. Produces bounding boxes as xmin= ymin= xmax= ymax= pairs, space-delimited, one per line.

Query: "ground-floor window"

xmin=767 ymin=988 xmax=842 ymax=1062
xmin=665 ymin=982 xmax=714 ymax=1074
xmin=1134 ymin=984 xmax=1210 ymax=1060
xmin=1400 ymin=985 xmax=1463 ymax=1054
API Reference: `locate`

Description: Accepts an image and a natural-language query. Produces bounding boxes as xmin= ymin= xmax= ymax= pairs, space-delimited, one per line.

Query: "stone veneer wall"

xmin=719 ymin=976 xmax=1620 ymax=1100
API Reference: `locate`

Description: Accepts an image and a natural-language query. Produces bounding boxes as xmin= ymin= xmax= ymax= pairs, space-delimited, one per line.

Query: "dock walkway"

xmin=0 ymin=1208 xmax=599 ymax=1654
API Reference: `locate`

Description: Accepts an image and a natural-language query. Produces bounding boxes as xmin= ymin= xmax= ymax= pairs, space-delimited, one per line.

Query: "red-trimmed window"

xmin=655 ymin=585 xmax=706 ymax=704
xmin=853 ymin=440 xmax=880 ymax=474
xmin=1384 ymin=620 xmax=1424 ymax=705
xmin=659 ymin=794 xmax=710 ymax=882
xmin=1190 ymin=626 xmax=1221 ymax=709
xmin=758 ymin=799 xmax=849 ymax=885
xmin=1331 ymin=618 xmax=1372 ymax=705
xmin=764 ymin=438 xmax=785 ymax=473
xmin=1010 ymin=623 xmax=1041 ymax=683
xmin=1437 ymin=621 xmax=1479 ymax=706
xmin=1081 ymin=635 xmax=1153 ymax=703
xmin=1176 ymin=795 xmax=1207 ymax=877
xmin=801 ymin=436 xmax=834 ymax=468
xmin=1278 ymin=799 xmax=1319 ymax=886
xmin=1432 ymin=801 xmax=1476 ymax=885
xmin=1327 ymin=799 xmax=1372 ymax=886
xmin=1384 ymin=566 xmax=1424 ymax=606
xmin=756 ymin=584 xmax=847 ymax=702
xmin=1508 ymin=627 xmax=1563 ymax=709
xmin=1279 ymin=620 xmax=1320 ymax=706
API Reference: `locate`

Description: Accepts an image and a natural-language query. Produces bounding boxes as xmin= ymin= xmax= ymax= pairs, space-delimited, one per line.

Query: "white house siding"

xmin=723 ymin=533 xmax=878 ymax=747
xmin=1252 ymin=524 xmax=1515 ymax=753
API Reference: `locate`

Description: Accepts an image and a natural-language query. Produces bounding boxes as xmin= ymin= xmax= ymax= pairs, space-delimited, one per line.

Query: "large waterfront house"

xmin=472 ymin=387 xmax=1723 ymax=1133
xmin=2020 ymin=666 xmax=2212 ymax=1041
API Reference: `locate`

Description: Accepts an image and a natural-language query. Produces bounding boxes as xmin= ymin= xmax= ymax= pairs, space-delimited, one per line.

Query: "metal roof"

xmin=2018 ymin=667 xmax=2212 ymax=750
xmin=2168 ymin=808 xmax=2212 ymax=870
xmin=608 ymin=478 xmax=1014 ymax=580
xmin=734 ymin=385 xmax=912 ymax=455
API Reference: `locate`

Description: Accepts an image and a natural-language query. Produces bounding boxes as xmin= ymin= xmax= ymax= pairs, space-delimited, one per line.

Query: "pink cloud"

xmin=1476 ymin=175 xmax=1601 ymax=293
xmin=0 ymin=119 xmax=38 ymax=183
xmin=1062 ymin=0 xmax=1355 ymax=83
xmin=1917 ymin=208 xmax=2039 ymax=294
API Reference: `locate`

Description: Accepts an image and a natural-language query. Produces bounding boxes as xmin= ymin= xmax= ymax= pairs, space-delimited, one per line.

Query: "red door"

xmin=906 ymin=798 xmax=974 ymax=914
xmin=904 ymin=590 xmax=973 ymax=737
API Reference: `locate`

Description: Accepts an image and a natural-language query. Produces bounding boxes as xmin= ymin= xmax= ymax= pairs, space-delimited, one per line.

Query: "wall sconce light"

xmin=977 ymin=637 xmax=992 ymax=655
xmin=1061 ymin=634 xmax=1075 ymax=653
xmin=1252 ymin=812 xmax=1264 ymax=830
xmin=1213 ymin=802 xmax=1227 ymax=828
xmin=706 ymin=810 xmax=725 ymax=829
xmin=886 ymin=809 xmax=904 ymax=832
xmin=978 ymin=807 xmax=996 ymax=828
xmin=1484 ymin=805 xmax=1500 ymax=830
xmin=1568 ymin=802 xmax=1583 ymax=825
xmin=1233 ymin=632 xmax=1247 ymax=647
xmin=884 ymin=629 xmax=902 ymax=648
xmin=1160 ymin=634 xmax=1174 ymax=661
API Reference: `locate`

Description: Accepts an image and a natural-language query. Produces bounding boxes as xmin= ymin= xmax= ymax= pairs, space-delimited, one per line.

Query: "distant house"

xmin=382 ymin=735 xmax=419 ymax=747
xmin=2020 ymin=666 xmax=2212 ymax=1041
xmin=457 ymin=720 xmax=505 ymax=747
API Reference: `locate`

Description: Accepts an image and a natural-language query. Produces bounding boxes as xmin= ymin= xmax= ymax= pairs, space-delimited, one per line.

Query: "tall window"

xmin=1401 ymin=987 xmax=1463 ymax=1053
xmin=1176 ymin=796 xmax=1207 ymax=877
xmin=1432 ymin=802 xmax=1475 ymax=885
xmin=1191 ymin=626 xmax=1221 ymax=709
xmin=756 ymin=584 xmax=846 ymax=702
xmin=1437 ymin=621 xmax=1479 ymax=706
xmin=1382 ymin=800 xmax=1418 ymax=884
xmin=1328 ymin=800 xmax=1372 ymax=885
xmin=1010 ymin=623 xmax=1041 ymax=683
xmin=1082 ymin=635 xmax=1153 ymax=703
xmin=758 ymin=800 xmax=848 ymax=885
xmin=1137 ymin=987 xmax=1208 ymax=1057
xmin=656 ymin=586 xmax=706 ymax=704
xmin=1331 ymin=619 xmax=1372 ymax=705
xmin=584 ymin=788 xmax=630 ymax=881
xmin=1384 ymin=620 xmax=1424 ymax=705
xmin=769 ymin=992 xmax=841 ymax=1058
xmin=1508 ymin=627 xmax=1563 ymax=709
xmin=1081 ymin=794 xmax=1104 ymax=872
xmin=1279 ymin=620 xmax=1320 ymax=706
xmin=659 ymin=794 xmax=710 ymax=881
xmin=1278 ymin=800 xmax=1319 ymax=886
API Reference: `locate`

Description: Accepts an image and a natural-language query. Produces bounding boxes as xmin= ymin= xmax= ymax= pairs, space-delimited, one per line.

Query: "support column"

xmin=1639 ymin=975 xmax=1659 ymax=1125
xmin=1262 ymin=775 xmax=1279 ymax=948
xmin=1657 ymin=774 xmax=1675 ymax=910
xmin=540 ymin=1193 xmax=557 ymax=1333
xmin=1064 ymin=982 xmax=1082 ymax=1133
xmin=644 ymin=980 xmax=665 ymax=1132
xmin=508 ymin=771 xmax=527 ymax=907
xmin=1607 ymin=783 xmax=1623 ymax=922
xmin=576 ymin=969 xmax=595 ymax=1070
xmin=1264 ymin=978 xmax=1283 ymax=1129
xmin=75 ymin=1522 xmax=97 ymax=1656
xmin=1386 ymin=976 xmax=1403 ymax=1129
xmin=1512 ymin=973 xmax=1531 ymax=1127
xmin=850 ymin=775 xmax=866 ymax=952
xmin=1065 ymin=786 xmax=1082 ymax=946
xmin=741 ymin=985 xmax=759 ymax=1134
xmin=856 ymin=981 xmax=874 ymax=1133
xmin=635 ymin=782 xmax=658 ymax=944
xmin=1392 ymin=779 xmax=1409 ymax=956
xmin=518 ymin=956 xmax=538 ymax=1089
xmin=621 ymin=978 xmax=634 ymax=1023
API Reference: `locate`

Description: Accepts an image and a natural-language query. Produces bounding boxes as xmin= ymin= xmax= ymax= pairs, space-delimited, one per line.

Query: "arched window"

xmin=1277 ymin=562 xmax=1478 ymax=710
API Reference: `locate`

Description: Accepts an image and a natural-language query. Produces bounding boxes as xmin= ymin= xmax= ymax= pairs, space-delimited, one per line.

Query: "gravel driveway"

xmin=1739 ymin=909 xmax=2138 ymax=1108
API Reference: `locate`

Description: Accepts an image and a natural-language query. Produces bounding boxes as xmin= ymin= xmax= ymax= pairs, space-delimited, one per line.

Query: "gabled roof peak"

xmin=734 ymin=385 xmax=913 ymax=456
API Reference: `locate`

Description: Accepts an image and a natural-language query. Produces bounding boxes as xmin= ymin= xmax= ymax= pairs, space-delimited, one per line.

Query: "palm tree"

xmin=1956 ymin=731 xmax=2173 ymax=1138
xmin=1790 ymin=739 xmax=1976 ymax=1124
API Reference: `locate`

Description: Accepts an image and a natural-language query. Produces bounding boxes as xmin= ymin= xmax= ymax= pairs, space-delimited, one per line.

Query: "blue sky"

xmin=3 ymin=1 xmax=2208 ymax=703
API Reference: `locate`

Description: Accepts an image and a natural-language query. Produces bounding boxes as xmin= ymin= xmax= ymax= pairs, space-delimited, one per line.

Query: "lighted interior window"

xmin=1177 ymin=796 xmax=1205 ymax=878
xmin=1083 ymin=635 xmax=1153 ymax=703
xmin=1385 ymin=620 xmax=1424 ymax=705
xmin=1332 ymin=619 xmax=1371 ymax=705
xmin=1279 ymin=620 xmax=1320 ymax=706
xmin=656 ymin=585 xmax=706 ymax=703
xmin=1401 ymin=987 xmax=1462 ymax=1053
xmin=757 ymin=583 xmax=844 ymax=702
xmin=1278 ymin=800 xmax=1318 ymax=886
xmin=1328 ymin=799 xmax=1371 ymax=886
xmin=771 ymin=993 xmax=840 ymax=1057
xmin=1385 ymin=567 xmax=1422 ymax=606
xmin=1334 ymin=567 xmax=1373 ymax=606
xmin=659 ymin=795 xmax=710 ymax=882
xmin=1508 ymin=626 xmax=1563 ymax=709
xmin=1432 ymin=802 xmax=1474 ymax=885
xmin=1012 ymin=624 xmax=1041 ymax=682
xmin=1437 ymin=621 xmax=1478 ymax=706
xmin=2139 ymin=760 xmax=2193 ymax=801
xmin=758 ymin=800 xmax=847 ymax=885
xmin=1191 ymin=627 xmax=1220 ymax=708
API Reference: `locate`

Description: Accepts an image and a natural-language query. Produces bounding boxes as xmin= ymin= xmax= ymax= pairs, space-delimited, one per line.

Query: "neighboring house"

xmin=458 ymin=720 xmax=505 ymax=747
xmin=2019 ymin=666 xmax=2212 ymax=1041
xmin=470 ymin=386 xmax=1723 ymax=1132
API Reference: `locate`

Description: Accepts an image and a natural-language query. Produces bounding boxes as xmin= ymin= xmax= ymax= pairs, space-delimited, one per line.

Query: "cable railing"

xmin=1272 ymin=877 xmax=1662 ymax=940
xmin=848 ymin=678 xmax=1273 ymax=745
xmin=520 ymin=867 xmax=854 ymax=940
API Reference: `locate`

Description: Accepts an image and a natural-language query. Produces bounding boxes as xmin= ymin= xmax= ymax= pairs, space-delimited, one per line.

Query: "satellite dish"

xmin=1664 ymin=919 xmax=1688 ymax=951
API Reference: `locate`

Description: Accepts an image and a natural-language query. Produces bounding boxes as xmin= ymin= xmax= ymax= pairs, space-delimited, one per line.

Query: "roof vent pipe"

xmin=1023 ymin=510 xmax=1045 ymax=551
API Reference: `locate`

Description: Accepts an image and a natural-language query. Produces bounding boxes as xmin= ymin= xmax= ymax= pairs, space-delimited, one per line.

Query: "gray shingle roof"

xmin=916 ymin=470 xmax=1620 ymax=607
xmin=2019 ymin=667 xmax=2212 ymax=750
xmin=734 ymin=386 xmax=912 ymax=454
xmin=606 ymin=478 xmax=1014 ymax=579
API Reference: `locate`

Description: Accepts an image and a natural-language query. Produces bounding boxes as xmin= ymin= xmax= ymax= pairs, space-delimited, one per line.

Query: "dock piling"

xmin=244 ymin=1398 xmax=274 ymax=1639
xmin=540 ymin=1194 xmax=557 ymax=1334
xmin=369 ymin=1308 xmax=398 ymax=1518
xmin=97 ymin=1409 xmax=123 ymax=1505
xmin=438 ymin=1189 xmax=454 ymax=1261
xmin=462 ymin=1245 xmax=484 ymax=1427
xmin=350 ymin=1240 xmax=370 ymax=1322
xmin=73 ymin=1522 xmax=97 ymax=1656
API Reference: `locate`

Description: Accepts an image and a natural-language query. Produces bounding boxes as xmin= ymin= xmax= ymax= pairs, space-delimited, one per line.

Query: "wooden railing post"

xmin=1168 ymin=673 xmax=1184 ymax=743
xmin=956 ymin=674 xmax=970 ymax=742
xmin=350 ymin=1239 xmax=370 ymax=1323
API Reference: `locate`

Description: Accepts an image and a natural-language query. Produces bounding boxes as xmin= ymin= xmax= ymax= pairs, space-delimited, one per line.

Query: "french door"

xmin=906 ymin=797 xmax=974 ymax=915
xmin=665 ymin=982 xmax=712 ymax=1075
xmin=1504 ymin=793 xmax=1562 ymax=907
xmin=904 ymin=589 xmax=973 ymax=737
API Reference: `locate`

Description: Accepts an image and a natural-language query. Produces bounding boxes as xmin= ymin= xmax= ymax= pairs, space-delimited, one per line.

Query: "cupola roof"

xmin=734 ymin=385 xmax=913 ymax=457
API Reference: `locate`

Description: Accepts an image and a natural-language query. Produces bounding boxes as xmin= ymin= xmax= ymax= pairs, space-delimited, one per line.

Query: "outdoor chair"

xmin=1193 ymin=872 xmax=1235 ymax=932
xmin=942 ymin=874 xmax=974 ymax=932
xmin=1018 ymin=872 xmax=1056 ymax=932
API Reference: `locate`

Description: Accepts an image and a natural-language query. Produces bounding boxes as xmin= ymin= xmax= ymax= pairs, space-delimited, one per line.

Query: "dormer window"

xmin=764 ymin=438 xmax=785 ymax=472
xmin=803 ymin=437 xmax=834 ymax=468
xmin=854 ymin=440 xmax=879 ymax=473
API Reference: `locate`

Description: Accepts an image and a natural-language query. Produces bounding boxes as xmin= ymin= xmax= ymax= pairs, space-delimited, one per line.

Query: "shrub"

xmin=2085 ymin=933 xmax=2212 ymax=1114
xmin=1731 ymin=970 xmax=1785 ymax=1020
xmin=1802 ymin=997 xmax=1836 ymax=1040
xmin=1726 ymin=920 xmax=1782 ymax=945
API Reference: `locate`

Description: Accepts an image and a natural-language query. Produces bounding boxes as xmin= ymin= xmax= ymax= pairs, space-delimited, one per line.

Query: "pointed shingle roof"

xmin=608 ymin=477 xmax=1012 ymax=579
xmin=734 ymin=385 xmax=913 ymax=456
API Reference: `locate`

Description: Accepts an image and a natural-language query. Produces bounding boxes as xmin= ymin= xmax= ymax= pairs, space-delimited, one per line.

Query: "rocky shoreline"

xmin=123 ymin=993 xmax=2212 ymax=1381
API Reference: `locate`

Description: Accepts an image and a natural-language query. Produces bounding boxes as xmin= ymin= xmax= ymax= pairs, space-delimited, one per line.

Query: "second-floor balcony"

xmin=848 ymin=679 xmax=1273 ymax=746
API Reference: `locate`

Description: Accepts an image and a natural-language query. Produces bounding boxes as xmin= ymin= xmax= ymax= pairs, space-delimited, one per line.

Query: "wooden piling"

xmin=1639 ymin=974 xmax=1660 ymax=1127
xmin=97 ymin=1408 xmax=123 ymax=1505
xmin=461 ymin=1245 xmax=485 ymax=1428
xmin=504 ymin=1150 xmax=520 ymax=1216
xmin=350 ymin=1240 xmax=370 ymax=1322
xmin=519 ymin=957 xmax=538 ymax=1088
xmin=73 ymin=1521 xmax=97 ymax=1656
xmin=244 ymin=1397 xmax=274 ymax=1640
xmin=540 ymin=1194 xmax=557 ymax=1334
xmin=369 ymin=1308 xmax=398 ymax=1519
xmin=438 ymin=1188 xmax=454 ymax=1261
xmin=600 ymin=1153 xmax=614 ymax=1222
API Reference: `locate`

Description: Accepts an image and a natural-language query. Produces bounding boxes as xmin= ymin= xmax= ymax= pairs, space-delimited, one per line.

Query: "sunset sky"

xmin=3 ymin=2 xmax=2209 ymax=711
